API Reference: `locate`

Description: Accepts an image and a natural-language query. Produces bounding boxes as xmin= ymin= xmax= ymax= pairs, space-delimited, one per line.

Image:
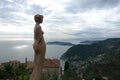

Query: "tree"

xmin=64 ymin=61 xmax=69 ymax=71
xmin=63 ymin=61 xmax=77 ymax=80
xmin=0 ymin=68 xmax=6 ymax=79
xmin=4 ymin=64 xmax=15 ymax=79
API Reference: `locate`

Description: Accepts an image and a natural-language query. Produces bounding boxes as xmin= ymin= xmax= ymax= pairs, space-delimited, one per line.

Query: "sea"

xmin=0 ymin=40 xmax=71 ymax=63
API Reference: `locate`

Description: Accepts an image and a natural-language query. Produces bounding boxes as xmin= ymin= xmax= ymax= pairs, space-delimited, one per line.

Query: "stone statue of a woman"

xmin=30 ymin=14 xmax=46 ymax=80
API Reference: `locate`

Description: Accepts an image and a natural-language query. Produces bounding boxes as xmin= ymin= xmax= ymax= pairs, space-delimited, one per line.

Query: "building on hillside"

xmin=1 ymin=60 xmax=21 ymax=68
xmin=42 ymin=59 xmax=60 ymax=74
xmin=27 ymin=59 xmax=60 ymax=75
xmin=27 ymin=59 xmax=60 ymax=79
xmin=26 ymin=61 xmax=34 ymax=69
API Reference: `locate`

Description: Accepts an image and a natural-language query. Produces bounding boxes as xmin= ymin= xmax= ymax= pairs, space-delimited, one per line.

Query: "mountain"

xmin=60 ymin=38 xmax=120 ymax=80
xmin=47 ymin=41 xmax=75 ymax=46
xmin=61 ymin=38 xmax=120 ymax=60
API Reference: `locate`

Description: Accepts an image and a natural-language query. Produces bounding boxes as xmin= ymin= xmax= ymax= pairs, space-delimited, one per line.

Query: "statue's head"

xmin=34 ymin=14 xmax=43 ymax=24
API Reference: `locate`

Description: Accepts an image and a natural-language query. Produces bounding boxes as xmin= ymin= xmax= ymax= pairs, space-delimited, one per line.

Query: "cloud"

xmin=0 ymin=0 xmax=120 ymax=41
xmin=0 ymin=0 xmax=35 ymax=40
xmin=0 ymin=0 xmax=34 ymax=24
xmin=65 ymin=0 xmax=120 ymax=13
xmin=26 ymin=5 xmax=45 ymax=15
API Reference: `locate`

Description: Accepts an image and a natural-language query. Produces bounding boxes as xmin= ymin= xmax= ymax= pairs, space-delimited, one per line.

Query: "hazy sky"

xmin=0 ymin=0 xmax=120 ymax=41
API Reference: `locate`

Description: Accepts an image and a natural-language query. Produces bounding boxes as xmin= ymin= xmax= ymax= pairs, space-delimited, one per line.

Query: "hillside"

xmin=47 ymin=41 xmax=75 ymax=46
xmin=61 ymin=38 xmax=120 ymax=80
xmin=61 ymin=38 xmax=120 ymax=60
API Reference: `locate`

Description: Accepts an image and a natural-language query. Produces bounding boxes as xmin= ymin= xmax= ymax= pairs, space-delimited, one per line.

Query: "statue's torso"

xmin=34 ymin=24 xmax=46 ymax=53
xmin=34 ymin=25 xmax=43 ymax=41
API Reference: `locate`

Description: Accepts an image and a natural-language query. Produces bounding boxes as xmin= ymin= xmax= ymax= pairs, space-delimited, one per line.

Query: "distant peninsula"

xmin=47 ymin=41 xmax=75 ymax=46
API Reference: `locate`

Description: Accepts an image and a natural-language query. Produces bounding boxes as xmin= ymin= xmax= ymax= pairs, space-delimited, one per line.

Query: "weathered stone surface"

xmin=30 ymin=14 xmax=46 ymax=80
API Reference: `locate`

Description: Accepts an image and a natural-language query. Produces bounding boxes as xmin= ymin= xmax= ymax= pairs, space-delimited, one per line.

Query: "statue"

xmin=30 ymin=14 xmax=46 ymax=80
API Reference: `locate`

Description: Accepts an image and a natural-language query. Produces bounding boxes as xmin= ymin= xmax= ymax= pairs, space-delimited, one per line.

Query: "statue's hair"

xmin=34 ymin=14 xmax=43 ymax=23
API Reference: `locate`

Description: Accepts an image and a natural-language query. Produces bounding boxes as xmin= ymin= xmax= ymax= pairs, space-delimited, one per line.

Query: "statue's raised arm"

xmin=30 ymin=14 xmax=46 ymax=80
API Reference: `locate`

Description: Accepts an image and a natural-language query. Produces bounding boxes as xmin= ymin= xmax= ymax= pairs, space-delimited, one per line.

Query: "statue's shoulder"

xmin=34 ymin=25 xmax=42 ymax=34
xmin=34 ymin=25 xmax=41 ymax=30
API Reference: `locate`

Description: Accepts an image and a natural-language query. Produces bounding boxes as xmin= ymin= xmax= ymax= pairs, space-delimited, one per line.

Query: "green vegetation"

xmin=0 ymin=63 xmax=29 ymax=80
xmin=61 ymin=38 xmax=120 ymax=60
xmin=60 ymin=61 xmax=77 ymax=80
xmin=83 ymin=55 xmax=120 ymax=80
xmin=0 ymin=63 xmax=60 ymax=80
xmin=41 ymin=71 xmax=59 ymax=80
xmin=61 ymin=38 xmax=120 ymax=80
xmin=0 ymin=61 xmax=78 ymax=80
